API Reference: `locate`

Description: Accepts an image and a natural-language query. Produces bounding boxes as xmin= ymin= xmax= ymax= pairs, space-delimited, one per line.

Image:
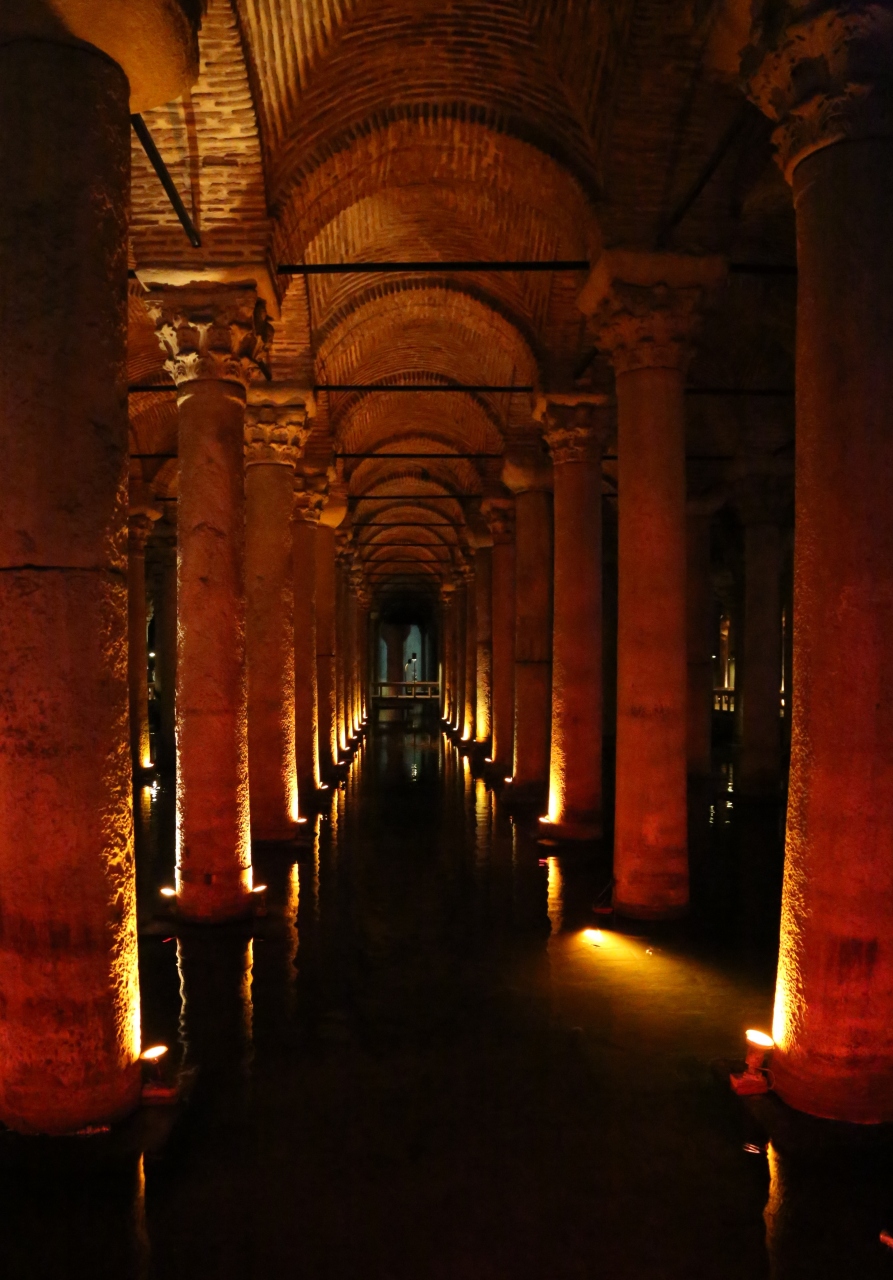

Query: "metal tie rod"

xmin=278 ymin=260 xmax=589 ymax=275
xmin=131 ymin=115 xmax=201 ymax=249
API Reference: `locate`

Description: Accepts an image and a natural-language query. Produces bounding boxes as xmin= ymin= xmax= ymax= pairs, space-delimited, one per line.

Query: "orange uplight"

xmin=538 ymin=815 xmax=551 ymax=824
xmin=583 ymin=928 xmax=603 ymax=945
xmin=159 ymin=886 xmax=177 ymax=898
xmin=745 ymin=1029 xmax=774 ymax=1049
xmin=484 ymin=757 xmax=493 ymax=763
xmin=504 ymin=776 xmax=513 ymax=784
xmin=252 ymin=884 xmax=267 ymax=894
xmin=140 ymin=1045 xmax=168 ymax=1062
xmin=297 ymin=816 xmax=308 ymax=824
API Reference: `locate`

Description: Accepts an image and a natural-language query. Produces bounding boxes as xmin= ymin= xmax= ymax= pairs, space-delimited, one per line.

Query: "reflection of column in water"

xmin=547 ymin=856 xmax=564 ymax=935
xmin=176 ymin=934 xmax=254 ymax=1078
xmin=132 ymin=1154 xmax=150 ymax=1280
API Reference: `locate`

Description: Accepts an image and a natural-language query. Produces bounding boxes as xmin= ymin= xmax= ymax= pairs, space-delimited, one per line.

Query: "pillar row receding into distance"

xmin=542 ymin=397 xmax=611 ymax=839
xmin=293 ymin=474 xmax=326 ymax=802
xmin=482 ymin=499 xmax=515 ymax=774
xmin=581 ymin=250 xmax=725 ymax=917
xmin=316 ymin=479 xmax=347 ymax=776
xmin=745 ymin=5 xmax=893 ymax=1122
xmin=151 ymin=284 xmax=270 ymax=922
xmin=0 ymin=0 xmax=198 ymax=1132
xmin=244 ymin=394 xmax=311 ymax=839
xmin=473 ymin=542 xmax=493 ymax=745
xmin=462 ymin=562 xmax=477 ymax=741
xmin=502 ymin=435 xmax=553 ymax=803
xmin=128 ymin=496 xmax=161 ymax=772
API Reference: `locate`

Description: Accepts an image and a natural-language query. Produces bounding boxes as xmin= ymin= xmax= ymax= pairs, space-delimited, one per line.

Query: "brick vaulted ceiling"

xmin=128 ymin=0 xmax=795 ymax=603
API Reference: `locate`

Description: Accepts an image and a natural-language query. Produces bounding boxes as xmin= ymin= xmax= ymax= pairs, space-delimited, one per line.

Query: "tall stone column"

xmin=150 ymin=285 xmax=270 ymax=922
xmin=580 ymin=250 xmax=725 ymax=917
xmin=451 ymin=579 xmax=467 ymax=734
xmin=744 ymin=8 xmax=893 ymax=1120
xmin=148 ymin=531 xmax=178 ymax=773
xmin=334 ymin=532 xmax=352 ymax=753
xmin=293 ymin=476 xmax=325 ymax=802
xmin=462 ymin=562 xmax=477 ymax=742
xmin=244 ymin=399 xmax=310 ymax=839
xmin=735 ymin=473 xmax=787 ymax=798
xmin=543 ymin=399 xmax=610 ymax=839
xmin=473 ymin=543 xmax=493 ymax=745
xmin=349 ymin=567 xmax=366 ymax=733
xmin=686 ymin=495 xmax=721 ymax=779
xmin=440 ymin=583 xmax=456 ymax=721
xmin=316 ymin=480 xmax=346 ymax=776
xmin=128 ymin=499 xmax=161 ymax=772
xmin=482 ymin=499 xmax=516 ymax=773
xmin=0 ymin=4 xmax=197 ymax=1133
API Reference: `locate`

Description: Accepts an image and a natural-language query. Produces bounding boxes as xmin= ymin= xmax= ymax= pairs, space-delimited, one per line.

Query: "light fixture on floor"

xmin=582 ymin=928 xmax=603 ymax=946
xmin=251 ymin=883 xmax=268 ymax=916
xmin=159 ymin=886 xmax=176 ymax=898
xmin=730 ymin=1029 xmax=774 ymax=1096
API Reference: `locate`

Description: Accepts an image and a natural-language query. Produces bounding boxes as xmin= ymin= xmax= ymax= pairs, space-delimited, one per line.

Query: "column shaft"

xmin=474 ymin=547 xmax=493 ymax=743
xmin=686 ymin=510 xmax=714 ymax=778
xmin=463 ymin=570 xmax=477 ymax=741
xmin=488 ymin=523 xmax=516 ymax=773
xmin=153 ymin=540 xmax=178 ymax=772
xmin=0 ymin=40 xmax=140 ymax=1133
xmin=739 ymin=521 xmax=782 ymax=797
xmin=315 ymin=525 xmax=338 ymax=775
xmin=512 ymin=490 xmax=553 ymax=799
xmin=128 ymin=522 xmax=154 ymax=772
xmin=293 ymin=512 xmax=320 ymax=802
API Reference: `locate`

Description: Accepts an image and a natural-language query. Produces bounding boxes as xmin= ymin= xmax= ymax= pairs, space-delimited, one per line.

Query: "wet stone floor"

xmin=3 ymin=723 xmax=893 ymax=1278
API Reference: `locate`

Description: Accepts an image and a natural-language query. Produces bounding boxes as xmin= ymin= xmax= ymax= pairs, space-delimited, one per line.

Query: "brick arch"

xmin=335 ymin=394 xmax=506 ymax=460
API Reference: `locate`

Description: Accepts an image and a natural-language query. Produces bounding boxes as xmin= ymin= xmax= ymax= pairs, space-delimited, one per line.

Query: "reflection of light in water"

xmin=474 ymin=777 xmax=491 ymax=881
xmin=547 ymin=857 xmax=563 ymax=935
xmin=133 ymin=1154 xmax=150 ymax=1275
xmin=176 ymin=938 xmax=188 ymax=1055
xmin=764 ymin=1142 xmax=783 ymax=1263
xmin=242 ymin=938 xmax=254 ymax=1049
xmin=140 ymin=784 xmax=153 ymax=828
xmin=286 ymin=862 xmax=300 ymax=990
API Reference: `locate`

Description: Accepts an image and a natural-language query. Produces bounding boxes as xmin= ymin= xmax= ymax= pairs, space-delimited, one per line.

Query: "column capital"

xmin=244 ymin=404 xmax=311 ymax=468
xmin=481 ymin=496 xmax=516 ymax=544
xmin=128 ymin=505 xmax=161 ymax=554
xmin=742 ymin=3 xmax=893 ymax=182
xmin=501 ymin=431 xmax=553 ymax=494
xmin=578 ymin=250 xmax=726 ymax=375
xmin=147 ymin=284 xmax=272 ymax=389
xmin=293 ymin=474 xmax=328 ymax=525
xmin=540 ymin=397 xmax=613 ymax=465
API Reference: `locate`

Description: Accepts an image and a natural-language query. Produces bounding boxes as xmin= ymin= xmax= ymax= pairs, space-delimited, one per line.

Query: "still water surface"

xmin=2 ymin=726 xmax=891 ymax=1278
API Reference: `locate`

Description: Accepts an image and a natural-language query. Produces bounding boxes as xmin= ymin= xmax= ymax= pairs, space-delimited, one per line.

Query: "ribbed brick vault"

xmin=128 ymin=0 xmax=796 ymax=604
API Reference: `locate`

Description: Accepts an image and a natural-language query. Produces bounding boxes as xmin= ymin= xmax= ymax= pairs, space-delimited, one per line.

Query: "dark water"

xmin=3 ymin=725 xmax=892 ymax=1278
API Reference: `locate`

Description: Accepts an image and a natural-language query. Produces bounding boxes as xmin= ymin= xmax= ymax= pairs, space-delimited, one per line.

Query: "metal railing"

xmin=373 ymin=681 xmax=440 ymax=700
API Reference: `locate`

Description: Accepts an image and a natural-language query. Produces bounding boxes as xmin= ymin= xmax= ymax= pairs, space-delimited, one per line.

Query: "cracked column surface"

xmin=581 ymin=249 xmax=725 ymax=918
xmin=244 ymin=399 xmax=309 ymax=839
xmin=744 ymin=5 xmax=893 ymax=1121
xmin=150 ymin=284 xmax=269 ymax=922
xmin=544 ymin=400 xmax=610 ymax=839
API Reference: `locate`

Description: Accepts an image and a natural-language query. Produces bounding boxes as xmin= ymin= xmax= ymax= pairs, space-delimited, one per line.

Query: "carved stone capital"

xmin=501 ymin=431 xmax=553 ymax=494
xmin=542 ymin=401 xmax=612 ymax=465
xmin=579 ymin=251 xmax=726 ymax=375
xmin=743 ymin=3 xmax=893 ymax=181
xmin=147 ymin=285 xmax=272 ymax=389
xmin=481 ymin=496 xmax=516 ymax=543
xmin=293 ymin=475 xmax=328 ymax=525
xmin=244 ymin=405 xmax=311 ymax=468
xmin=128 ymin=507 xmax=161 ymax=555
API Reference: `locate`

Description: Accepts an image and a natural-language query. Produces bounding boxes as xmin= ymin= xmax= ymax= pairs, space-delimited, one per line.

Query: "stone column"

xmin=349 ymin=567 xmax=366 ymax=733
xmin=150 ymin=285 xmax=269 ymax=922
xmin=451 ymin=579 xmax=467 ymax=734
xmin=334 ymin=533 xmax=352 ymax=753
xmin=743 ymin=8 xmax=893 ymax=1120
xmin=735 ymin=472 xmax=787 ymax=799
xmin=462 ymin=562 xmax=477 ymax=742
xmin=543 ymin=399 xmax=610 ymax=839
xmin=128 ymin=499 xmax=161 ymax=772
xmin=381 ymin=623 xmax=411 ymax=682
xmin=244 ymin=401 xmax=310 ymax=840
xmin=293 ymin=477 xmax=325 ymax=802
xmin=482 ymin=500 xmax=516 ymax=774
xmin=0 ymin=35 xmax=140 ymax=1134
xmin=316 ymin=480 xmax=347 ymax=776
xmin=580 ymin=250 xmax=725 ymax=917
xmin=686 ymin=495 xmax=722 ymax=779
xmin=502 ymin=434 xmax=554 ymax=802
xmin=440 ymin=583 xmax=456 ymax=721
xmin=473 ymin=544 xmax=493 ymax=745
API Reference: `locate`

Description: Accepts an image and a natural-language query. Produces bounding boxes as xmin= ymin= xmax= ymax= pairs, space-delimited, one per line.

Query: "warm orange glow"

xmin=159 ymin=886 xmax=177 ymax=898
xmin=546 ymin=857 xmax=563 ymax=935
xmin=297 ymin=816 xmax=308 ymax=824
xmin=583 ymin=928 xmax=603 ymax=944
xmin=252 ymin=884 xmax=268 ymax=894
xmin=745 ymin=1029 xmax=774 ymax=1049
xmin=140 ymin=1045 xmax=168 ymax=1062
xmin=484 ymin=757 xmax=493 ymax=763
xmin=504 ymin=776 xmax=513 ymax=784
xmin=538 ymin=815 xmax=551 ymax=824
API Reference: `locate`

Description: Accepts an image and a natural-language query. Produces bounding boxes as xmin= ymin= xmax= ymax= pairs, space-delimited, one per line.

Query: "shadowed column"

xmin=685 ymin=494 xmax=722 ymax=779
xmin=462 ymin=561 xmax=477 ymax=741
xmin=244 ymin=398 xmax=310 ymax=839
xmin=316 ymin=479 xmax=347 ymax=776
xmin=473 ymin=543 xmax=493 ymax=745
xmin=293 ymin=475 xmax=326 ymax=803
xmin=581 ymin=250 xmax=725 ymax=917
xmin=128 ymin=496 xmax=161 ymax=773
xmin=503 ymin=434 xmax=553 ymax=803
xmin=745 ymin=7 xmax=893 ymax=1120
xmin=150 ymin=284 xmax=270 ymax=922
xmin=482 ymin=499 xmax=515 ymax=774
xmin=543 ymin=398 xmax=611 ymax=839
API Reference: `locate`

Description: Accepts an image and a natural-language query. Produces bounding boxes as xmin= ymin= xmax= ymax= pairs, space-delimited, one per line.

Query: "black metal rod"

xmin=131 ymin=115 xmax=201 ymax=249
xmin=279 ymin=260 xmax=589 ymax=275
xmin=316 ymin=384 xmax=532 ymax=393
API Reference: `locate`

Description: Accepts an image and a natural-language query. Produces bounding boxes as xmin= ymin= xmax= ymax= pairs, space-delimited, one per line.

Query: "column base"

xmin=537 ymin=815 xmax=603 ymax=842
xmin=612 ymin=897 xmax=688 ymax=921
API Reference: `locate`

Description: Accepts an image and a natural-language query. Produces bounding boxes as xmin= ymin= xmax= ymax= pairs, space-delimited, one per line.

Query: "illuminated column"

xmin=0 ymin=36 xmax=141 ymax=1133
xmin=744 ymin=9 xmax=893 ymax=1119
xmin=686 ymin=495 xmax=721 ymax=778
xmin=483 ymin=499 xmax=515 ymax=773
xmin=473 ymin=543 xmax=493 ymax=744
xmin=735 ymin=472 xmax=787 ymax=798
xmin=150 ymin=285 xmax=269 ymax=922
xmin=335 ymin=532 xmax=353 ymax=752
xmin=244 ymin=401 xmax=310 ymax=839
xmin=128 ymin=499 xmax=161 ymax=772
xmin=293 ymin=477 xmax=325 ymax=802
xmin=543 ymin=399 xmax=610 ymax=838
xmin=503 ymin=435 xmax=553 ymax=801
xmin=440 ymin=583 xmax=456 ymax=721
xmin=316 ymin=482 xmax=346 ymax=776
xmin=462 ymin=562 xmax=477 ymax=741
xmin=382 ymin=622 xmax=411 ymax=682
xmin=451 ymin=579 xmax=467 ymax=734
xmin=580 ymin=250 xmax=725 ymax=916
xmin=349 ymin=567 xmax=365 ymax=733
